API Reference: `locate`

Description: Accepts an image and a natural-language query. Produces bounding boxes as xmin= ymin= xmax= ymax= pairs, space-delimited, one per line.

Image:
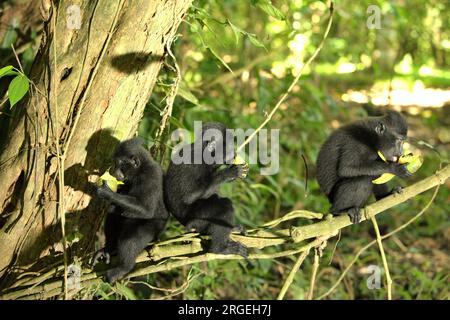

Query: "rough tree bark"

xmin=0 ymin=0 xmax=192 ymax=281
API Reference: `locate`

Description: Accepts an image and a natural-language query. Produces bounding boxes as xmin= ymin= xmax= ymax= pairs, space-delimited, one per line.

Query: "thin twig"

xmin=328 ymin=230 xmax=341 ymax=265
xmin=153 ymin=2 xmax=182 ymax=159
xmin=50 ymin=4 xmax=68 ymax=300
xmin=10 ymin=44 xmax=24 ymax=72
xmin=277 ymin=250 xmax=310 ymax=300
xmin=236 ymin=1 xmax=334 ymax=153
xmin=370 ymin=216 xmax=392 ymax=300
xmin=307 ymin=248 xmax=320 ymax=300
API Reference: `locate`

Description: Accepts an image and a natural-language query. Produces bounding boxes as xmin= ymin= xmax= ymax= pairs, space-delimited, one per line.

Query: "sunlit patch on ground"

xmin=342 ymin=80 xmax=450 ymax=109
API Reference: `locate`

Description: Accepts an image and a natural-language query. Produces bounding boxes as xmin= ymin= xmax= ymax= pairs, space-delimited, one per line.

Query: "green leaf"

xmin=203 ymin=275 xmax=213 ymax=285
xmin=178 ymin=82 xmax=200 ymax=105
xmin=227 ymin=20 xmax=266 ymax=50
xmin=0 ymin=65 xmax=17 ymax=79
xmin=1 ymin=26 xmax=18 ymax=49
xmin=191 ymin=20 xmax=233 ymax=73
xmin=202 ymin=19 xmax=233 ymax=50
xmin=227 ymin=20 xmax=245 ymax=45
xmin=247 ymin=34 xmax=266 ymax=49
xmin=208 ymin=47 xmax=234 ymax=74
xmin=66 ymin=230 xmax=84 ymax=245
xmin=255 ymin=0 xmax=285 ymax=20
xmin=8 ymin=74 xmax=29 ymax=108
xmin=95 ymin=288 xmax=112 ymax=300
xmin=115 ymin=283 xmax=137 ymax=300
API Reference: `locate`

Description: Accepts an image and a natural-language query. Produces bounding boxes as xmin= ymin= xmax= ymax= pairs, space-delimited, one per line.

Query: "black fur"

xmin=92 ymin=138 xmax=169 ymax=283
xmin=316 ymin=111 xmax=410 ymax=223
xmin=164 ymin=122 xmax=248 ymax=257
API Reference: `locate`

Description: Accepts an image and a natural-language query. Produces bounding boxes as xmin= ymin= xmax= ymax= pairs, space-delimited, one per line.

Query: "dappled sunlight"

xmin=342 ymin=79 xmax=450 ymax=108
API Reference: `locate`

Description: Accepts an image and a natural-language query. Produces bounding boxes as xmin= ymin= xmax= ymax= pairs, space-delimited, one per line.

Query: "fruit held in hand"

xmin=233 ymin=154 xmax=246 ymax=165
xmin=233 ymin=154 xmax=249 ymax=178
xmin=372 ymin=151 xmax=423 ymax=184
xmin=372 ymin=172 xmax=395 ymax=184
xmin=399 ymin=154 xmax=423 ymax=173
xmin=377 ymin=150 xmax=387 ymax=162
xmin=97 ymin=171 xmax=124 ymax=192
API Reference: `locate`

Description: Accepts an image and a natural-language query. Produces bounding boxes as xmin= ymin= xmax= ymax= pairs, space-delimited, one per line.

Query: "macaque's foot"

xmin=348 ymin=207 xmax=362 ymax=224
xmin=105 ymin=267 xmax=127 ymax=284
xmin=185 ymin=220 xmax=200 ymax=233
xmin=226 ymin=241 xmax=248 ymax=258
xmin=210 ymin=240 xmax=248 ymax=258
xmin=392 ymin=186 xmax=404 ymax=194
xmin=232 ymin=224 xmax=247 ymax=235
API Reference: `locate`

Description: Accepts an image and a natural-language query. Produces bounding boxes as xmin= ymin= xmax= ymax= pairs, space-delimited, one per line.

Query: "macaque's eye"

xmin=129 ymin=155 xmax=140 ymax=168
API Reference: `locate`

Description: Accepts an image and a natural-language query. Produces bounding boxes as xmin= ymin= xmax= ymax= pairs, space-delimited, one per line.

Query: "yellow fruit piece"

xmin=97 ymin=171 xmax=124 ymax=192
xmin=232 ymin=154 xmax=249 ymax=178
xmin=233 ymin=154 xmax=246 ymax=165
xmin=397 ymin=154 xmax=413 ymax=164
xmin=377 ymin=151 xmax=387 ymax=162
xmin=373 ymin=150 xmax=393 ymax=184
xmin=372 ymin=151 xmax=423 ymax=184
xmin=372 ymin=173 xmax=395 ymax=184
xmin=398 ymin=154 xmax=423 ymax=173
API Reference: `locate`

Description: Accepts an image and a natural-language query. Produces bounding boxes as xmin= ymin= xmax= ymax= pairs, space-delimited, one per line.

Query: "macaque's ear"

xmin=130 ymin=155 xmax=141 ymax=168
xmin=375 ymin=122 xmax=386 ymax=135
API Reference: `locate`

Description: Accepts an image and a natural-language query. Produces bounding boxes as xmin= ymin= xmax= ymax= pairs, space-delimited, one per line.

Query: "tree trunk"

xmin=0 ymin=0 xmax=191 ymax=282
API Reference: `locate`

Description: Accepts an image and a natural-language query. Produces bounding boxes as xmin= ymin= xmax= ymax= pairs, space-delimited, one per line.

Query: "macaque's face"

xmin=110 ymin=154 xmax=140 ymax=182
xmin=375 ymin=114 xmax=408 ymax=162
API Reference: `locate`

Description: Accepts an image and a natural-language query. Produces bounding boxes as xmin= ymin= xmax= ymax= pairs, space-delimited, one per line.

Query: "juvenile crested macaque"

xmin=164 ymin=122 xmax=248 ymax=257
xmin=316 ymin=111 xmax=410 ymax=223
xmin=92 ymin=138 xmax=169 ymax=283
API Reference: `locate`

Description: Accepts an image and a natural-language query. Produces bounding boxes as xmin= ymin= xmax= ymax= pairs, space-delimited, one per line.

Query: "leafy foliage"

xmin=8 ymin=74 xmax=29 ymax=108
xmin=0 ymin=65 xmax=30 ymax=108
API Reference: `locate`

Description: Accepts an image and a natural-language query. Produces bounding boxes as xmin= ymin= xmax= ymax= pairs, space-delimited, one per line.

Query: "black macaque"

xmin=92 ymin=138 xmax=169 ymax=283
xmin=316 ymin=111 xmax=410 ymax=224
xmin=164 ymin=122 xmax=249 ymax=257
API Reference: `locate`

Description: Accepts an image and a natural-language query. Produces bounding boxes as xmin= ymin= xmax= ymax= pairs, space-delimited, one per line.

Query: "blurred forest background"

xmin=0 ymin=0 xmax=449 ymax=299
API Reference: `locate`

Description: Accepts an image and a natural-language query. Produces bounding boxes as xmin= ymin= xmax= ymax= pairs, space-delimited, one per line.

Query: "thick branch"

xmin=290 ymin=165 xmax=450 ymax=242
xmin=1 ymin=165 xmax=448 ymax=299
